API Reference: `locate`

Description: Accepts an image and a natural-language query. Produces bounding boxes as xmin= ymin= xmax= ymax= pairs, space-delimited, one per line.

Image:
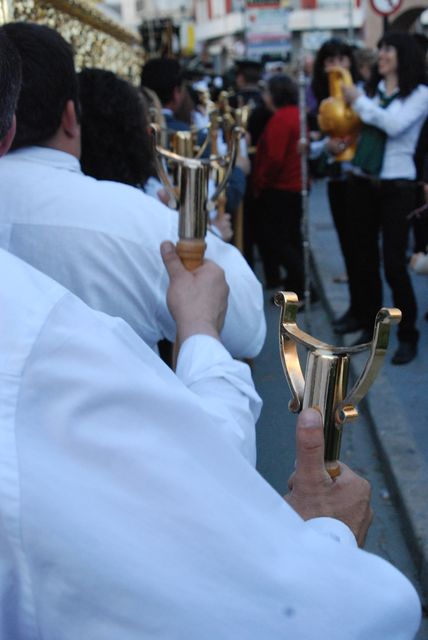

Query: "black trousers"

xmin=346 ymin=175 xmax=419 ymax=343
xmin=255 ymin=189 xmax=304 ymax=296
xmin=412 ymin=183 xmax=428 ymax=252
xmin=327 ymin=179 xmax=359 ymax=316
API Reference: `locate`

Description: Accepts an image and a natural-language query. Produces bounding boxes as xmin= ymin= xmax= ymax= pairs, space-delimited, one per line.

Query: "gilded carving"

xmin=2 ymin=0 xmax=143 ymax=84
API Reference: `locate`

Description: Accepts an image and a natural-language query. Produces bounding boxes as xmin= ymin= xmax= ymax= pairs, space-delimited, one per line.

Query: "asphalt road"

xmin=251 ymin=181 xmax=428 ymax=637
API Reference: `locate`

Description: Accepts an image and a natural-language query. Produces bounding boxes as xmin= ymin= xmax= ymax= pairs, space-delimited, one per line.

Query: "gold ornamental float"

xmin=0 ymin=0 xmax=143 ymax=84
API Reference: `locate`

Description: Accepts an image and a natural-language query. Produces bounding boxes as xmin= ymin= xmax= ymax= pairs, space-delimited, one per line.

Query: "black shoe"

xmin=391 ymin=341 xmax=418 ymax=365
xmin=334 ymin=316 xmax=364 ymax=335
xmin=425 ymin=310 xmax=428 ymax=322
xmin=310 ymin=286 xmax=320 ymax=304
xmin=350 ymin=330 xmax=372 ymax=346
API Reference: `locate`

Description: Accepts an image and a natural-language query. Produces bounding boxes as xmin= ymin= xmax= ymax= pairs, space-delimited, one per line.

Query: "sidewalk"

xmin=309 ymin=179 xmax=428 ymax=598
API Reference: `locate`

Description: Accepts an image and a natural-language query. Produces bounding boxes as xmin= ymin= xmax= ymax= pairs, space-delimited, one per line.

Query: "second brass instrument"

xmin=318 ymin=67 xmax=361 ymax=162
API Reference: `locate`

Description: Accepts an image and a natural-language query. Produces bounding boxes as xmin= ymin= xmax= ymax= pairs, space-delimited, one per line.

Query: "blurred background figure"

xmin=79 ymin=68 xmax=155 ymax=190
xmin=141 ymin=57 xmax=190 ymax=132
xmin=252 ymin=74 xmax=308 ymax=299
xmin=309 ymin=38 xmax=361 ymax=334
xmin=343 ymin=32 xmax=428 ymax=364
xmin=354 ymin=47 xmax=378 ymax=87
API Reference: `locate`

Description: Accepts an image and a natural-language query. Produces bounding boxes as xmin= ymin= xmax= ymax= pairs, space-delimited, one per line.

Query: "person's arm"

xmin=6 ymin=244 xmax=417 ymax=638
xmin=146 ymin=188 xmax=266 ymax=360
xmin=16 ymin=327 xmax=420 ymax=639
xmin=160 ymin=241 xmax=260 ymax=462
xmin=348 ymin=85 xmax=428 ymax=138
xmin=203 ymin=231 xmax=266 ymax=359
xmin=139 ymin=193 xmax=265 ymax=359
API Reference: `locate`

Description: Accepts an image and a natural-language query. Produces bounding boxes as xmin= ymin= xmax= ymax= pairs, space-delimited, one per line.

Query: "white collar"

xmin=377 ymin=79 xmax=399 ymax=98
xmin=8 ymin=146 xmax=82 ymax=173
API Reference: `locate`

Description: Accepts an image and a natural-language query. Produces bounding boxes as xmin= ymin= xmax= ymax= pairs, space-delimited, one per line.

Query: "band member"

xmin=78 ymin=69 xmax=233 ymax=242
xmin=343 ymin=32 xmax=428 ymax=364
xmin=141 ymin=57 xmax=191 ymax=132
xmin=0 ymin=28 xmax=422 ymax=639
xmin=225 ymin=59 xmax=271 ymax=268
xmin=0 ymin=22 xmax=266 ymax=361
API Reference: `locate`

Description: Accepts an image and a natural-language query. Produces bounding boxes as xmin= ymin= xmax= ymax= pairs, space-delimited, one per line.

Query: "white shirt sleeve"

xmin=177 ymin=335 xmax=261 ymax=464
xmin=307 ymin=516 xmax=358 ymax=546
xmin=309 ymin=138 xmax=329 ymax=160
xmin=354 ymin=85 xmax=428 ymax=138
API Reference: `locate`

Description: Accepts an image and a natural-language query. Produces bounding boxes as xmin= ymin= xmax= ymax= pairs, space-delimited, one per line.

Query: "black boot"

xmin=334 ymin=314 xmax=364 ymax=335
xmin=391 ymin=341 xmax=418 ymax=365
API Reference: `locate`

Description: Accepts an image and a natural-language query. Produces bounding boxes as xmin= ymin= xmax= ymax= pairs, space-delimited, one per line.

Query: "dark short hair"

xmin=0 ymin=29 xmax=22 ymax=139
xmin=268 ymin=74 xmax=298 ymax=109
xmin=141 ymin=57 xmax=183 ymax=105
xmin=3 ymin=22 xmax=79 ymax=150
xmin=375 ymin=32 xmax=427 ymax=97
xmin=79 ymin=68 xmax=154 ymax=187
xmin=235 ymin=60 xmax=262 ymax=86
xmin=311 ymin=38 xmax=357 ymax=104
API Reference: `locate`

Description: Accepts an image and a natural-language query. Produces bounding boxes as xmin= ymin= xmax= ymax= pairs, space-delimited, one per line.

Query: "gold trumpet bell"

xmin=318 ymin=67 xmax=361 ymax=162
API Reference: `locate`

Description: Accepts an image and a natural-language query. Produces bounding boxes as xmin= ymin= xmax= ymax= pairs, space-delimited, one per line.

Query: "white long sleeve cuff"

xmin=177 ymin=335 xmax=262 ymax=465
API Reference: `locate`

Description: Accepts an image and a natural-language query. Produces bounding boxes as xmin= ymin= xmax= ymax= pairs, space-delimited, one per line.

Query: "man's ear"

xmin=61 ymin=100 xmax=80 ymax=139
xmin=0 ymin=115 xmax=16 ymax=158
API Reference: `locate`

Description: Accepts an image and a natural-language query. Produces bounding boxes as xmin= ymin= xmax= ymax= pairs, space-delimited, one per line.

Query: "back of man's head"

xmin=0 ymin=29 xmax=21 ymax=146
xmin=141 ymin=58 xmax=182 ymax=106
xmin=3 ymin=22 xmax=79 ymax=150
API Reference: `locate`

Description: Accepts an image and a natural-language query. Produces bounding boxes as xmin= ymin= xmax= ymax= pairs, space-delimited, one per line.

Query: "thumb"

xmin=294 ymin=408 xmax=327 ymax=482
xmin=160 ymin=241 xmax=185 ymax=280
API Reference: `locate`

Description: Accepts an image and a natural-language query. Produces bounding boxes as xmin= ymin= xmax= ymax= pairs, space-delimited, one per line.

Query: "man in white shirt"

xmin=1 ymin=239 xmax=422 ymax=640
xmin=0 ymin=31 xmax=422 ymax=638
xmin=0 ymin=22 xmax=265 ymax=360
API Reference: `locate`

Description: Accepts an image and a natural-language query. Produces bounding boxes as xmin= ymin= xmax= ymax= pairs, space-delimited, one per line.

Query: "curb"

xmin=311 ymin=250 xmax=428 ymax=602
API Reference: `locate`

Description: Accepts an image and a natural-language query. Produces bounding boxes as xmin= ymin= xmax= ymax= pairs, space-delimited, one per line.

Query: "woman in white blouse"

xmin=343 ymin=33 xmax=428 ymax=365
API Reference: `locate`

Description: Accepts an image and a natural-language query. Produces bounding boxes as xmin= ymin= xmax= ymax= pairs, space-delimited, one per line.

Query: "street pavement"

xmin=252 ymin=179 xmax=428 ymax=637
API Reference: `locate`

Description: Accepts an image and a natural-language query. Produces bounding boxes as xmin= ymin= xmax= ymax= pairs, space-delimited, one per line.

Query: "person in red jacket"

xmin=253 ymin=74 xmax=305 ymax=297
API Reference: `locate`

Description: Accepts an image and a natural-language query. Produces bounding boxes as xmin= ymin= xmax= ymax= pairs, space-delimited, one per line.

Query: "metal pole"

xmin=297 ymin=45 xmax=311 ymax=332
xmin=348 ymin=0 xmax=354 ymax=42
xmin=383 ymin=15 xmax=389 ymax=35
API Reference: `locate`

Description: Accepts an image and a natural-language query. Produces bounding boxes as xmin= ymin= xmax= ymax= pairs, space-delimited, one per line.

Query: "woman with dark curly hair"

xmin=311 ymin=38 xmax=358 ymax=109
xmin=343 ymin=32 xmax=428 ymax=364
xmin=309 ymin=39 xmax=361 ymax=333
xmin=79 ymin=68 xmax=156 ymax=189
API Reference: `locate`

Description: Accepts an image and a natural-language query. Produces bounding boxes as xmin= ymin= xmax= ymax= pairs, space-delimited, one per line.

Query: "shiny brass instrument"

xmin=209 ymin=110 xmax=228 ymax=230
xmin=217 ymin=91 xmax=236 ymax=148
xmin=151 ymin=125 xmax=242 ymax=270
xmin=214 ymin=93 xmax=253 ymax=252
xmin=275 ymin=292 xmax=401 ymax=478
xmin=318 ymin=67 xmax=361 ymax=162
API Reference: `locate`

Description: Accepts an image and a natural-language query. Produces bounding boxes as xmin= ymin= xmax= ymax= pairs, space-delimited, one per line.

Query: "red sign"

xmin=369 ymin=0 xmax=402 ymax=17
